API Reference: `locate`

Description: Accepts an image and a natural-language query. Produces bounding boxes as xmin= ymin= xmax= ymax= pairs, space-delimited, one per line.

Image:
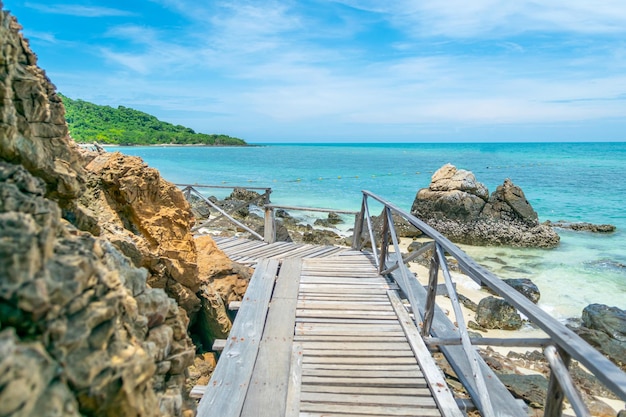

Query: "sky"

xmin=4 ymin=0 xmax=626 ymax=143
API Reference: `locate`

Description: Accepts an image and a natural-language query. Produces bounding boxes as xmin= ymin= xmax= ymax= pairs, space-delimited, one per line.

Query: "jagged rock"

xmin=475 ymin=296 xmax=523 ymax=330
xmin=482 ymin=179 xmax=538 ymax=225
xmin=0 ymin=161 xmax=194 ymax=416
xmin=81 ymin=153 xmax=202 ymax=309
xmin=582 ymin=304 xmax=626 ymax=342
xmin=484 ymin=278 xmax=541 ymax=304
xmin=496 ymin=373 xmax=548 ymax=409
xmin=314 ymin=212 xmax=344 ymax=227
xmin=194 ymin=236 xmax=252 ymax=349
xmin=411 ymin=164 xmax=560 ymax=248
xmin=226 ymin=187 xmax=264 ymax=203
xmin=573 ymin=304 xmax=626 ymax=370
xmin=0 ymin=7 xmax=84 ymax=210
xmin=0 ymin=7 xmax=254 ymax=415
xmin=547 ymin=220 xmax=616 ymax=233
xmin=188 ymin=193 xmax=212 ymax=220
xmin=303 ymin=228 xmax=345 ymax=246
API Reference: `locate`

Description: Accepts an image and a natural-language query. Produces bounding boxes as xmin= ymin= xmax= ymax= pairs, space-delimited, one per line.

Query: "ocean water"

xmin=109 ymin=142 xmax=626 ymax=320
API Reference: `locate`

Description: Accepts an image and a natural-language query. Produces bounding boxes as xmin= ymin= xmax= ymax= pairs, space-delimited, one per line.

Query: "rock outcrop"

xmin=475 ymin=296 xmax=523 ymax=330
xmin=574 ymin=304 xmax=626 ymax=371
xmin=411 ymin=164 xmax=560 ymax=248
xmin=0 ymin=7 xmax=84 ymax=210
xmin=0 ymin=161 xmax=194 ymax=416
xmin=0 ymin=5 xmax=251 ymax=415
xmin=546 ymin=221 xmax=616 ymax=233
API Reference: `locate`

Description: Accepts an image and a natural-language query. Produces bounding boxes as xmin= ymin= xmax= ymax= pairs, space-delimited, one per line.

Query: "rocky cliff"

xmin=411 ymin=164 xmax=560 ymax=248
xmin=0 ymin=4 xmax=249 ymax=416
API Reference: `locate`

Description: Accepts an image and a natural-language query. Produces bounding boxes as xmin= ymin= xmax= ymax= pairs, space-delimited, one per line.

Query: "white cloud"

xmin=36 ymin=0 xmax=626 ymax=140
xmin=25 ymin=2 xmax=134 ymax=17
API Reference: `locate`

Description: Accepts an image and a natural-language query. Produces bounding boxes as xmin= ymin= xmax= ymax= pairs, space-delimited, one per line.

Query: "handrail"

xmin=178 ymin=184 xmax=269 ymax=240
xmin=355 ymin=190 xmax=626 ymax=417
xmin=263 ymin=204 xmax=359 ymax=244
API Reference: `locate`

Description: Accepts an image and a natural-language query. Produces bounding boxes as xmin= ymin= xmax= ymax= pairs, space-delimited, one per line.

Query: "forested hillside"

xmin=59 ymin=94 xmax=246 ymax=146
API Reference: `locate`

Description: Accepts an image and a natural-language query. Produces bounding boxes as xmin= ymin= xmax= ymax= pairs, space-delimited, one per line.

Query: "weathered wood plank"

xmin=301 ymin=349 xmax=415 ymax=357
xmin=388 ymin=290 xmax=464 ymax=417
xmin=300 ymin=385 xmax=431 ymax=396
xmin=295 ymin=335 xmax=407 ymax=342
xmin=240 ymin=258 xmax=302 ymax=417
xmin=301 ymin=376 xmax=428 ymax=388
xmin=386 ymin=260 xmax=528 ymax=417
xmin=300 ymin=391 xmax=437 ymax=407
xmin=302 ymin=356 xmax=418 ymax=365
xmin=302 ymin=368 xmax=423 ymax=378
xmin=196 ymin=258 xmax=280 ymax=417
xmin=302 ymin=363 xmax=421 ymax=371
xmin=284 ymin=343 xmax=303 ymax=417
xmin=299 ymin=402 xmax=441 ymax=417
xmin=296 ymin=309 xmax=397 ymax=319
xmin=300 ymin=341 xmax=412 ymax=351
xmin=297 ymin=301 xmax=393 ymax=310
xmin=296 ymin=317 xmax=399 ymax=325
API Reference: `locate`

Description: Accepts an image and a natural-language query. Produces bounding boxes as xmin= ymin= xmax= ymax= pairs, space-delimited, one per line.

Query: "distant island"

xmin=59 ymin=94 xmax=247 ymax=146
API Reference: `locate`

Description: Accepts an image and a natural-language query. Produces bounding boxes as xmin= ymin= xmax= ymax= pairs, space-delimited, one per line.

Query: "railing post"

xmin=378 ymin=207 xmax=390 ymax=274
xmin=352 ymin=198 xmax=365 ymax=250
xmin=264 ymin=206 xmax=276 ymax=243
xmin=263 ymin=188 xmax=272 ymax=205
xmin=422 ymin=251 xmax=440 ymax=337
xmin=182 ymin=186 xmax=192 ymax=201
xmin=544 ymin=346 xmax=589 ymax=417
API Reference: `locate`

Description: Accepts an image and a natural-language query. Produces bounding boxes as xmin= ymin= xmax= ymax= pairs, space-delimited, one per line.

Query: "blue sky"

xmin=5 ymin=0 xmax=626 ymax=143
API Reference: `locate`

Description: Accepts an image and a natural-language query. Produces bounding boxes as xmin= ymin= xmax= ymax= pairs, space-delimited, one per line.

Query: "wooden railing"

xmin=263 ymin=204 xmax=358 ymax=243
xmin=354 ymin=190 xmax=626 ymax=417
xmin=178 ymin=184 xmax=359 ymax=245
xmin=178 ymin=184 xmax=271 ymax=240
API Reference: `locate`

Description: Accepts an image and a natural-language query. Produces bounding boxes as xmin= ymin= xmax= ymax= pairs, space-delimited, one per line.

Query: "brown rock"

xmin=411 ymin=164 xmax=560 ymax=248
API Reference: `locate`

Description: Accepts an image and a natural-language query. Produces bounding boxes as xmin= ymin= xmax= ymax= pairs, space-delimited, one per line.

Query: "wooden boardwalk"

xmin=197 ymin=238 xmax=462 ymax=417
xmin=212 ymin=236 xmax=362 ymax=265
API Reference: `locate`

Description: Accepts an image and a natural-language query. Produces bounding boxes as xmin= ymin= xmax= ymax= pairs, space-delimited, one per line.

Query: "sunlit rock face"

xmin=411 ymin=164 xmax=560 ymax=248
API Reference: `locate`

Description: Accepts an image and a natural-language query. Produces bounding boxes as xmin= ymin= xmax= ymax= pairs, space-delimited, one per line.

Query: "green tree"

xmin=59 ymin=93 xmax=247 ymax=146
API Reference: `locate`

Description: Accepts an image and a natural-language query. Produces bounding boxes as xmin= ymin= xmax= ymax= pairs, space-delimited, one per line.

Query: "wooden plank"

xmin=297 ymin=310 xmax=397 ymax=319
xmin=232 ymin=241 xmax=293 ymax=258
xmin=285 ymin=343 xmax=303 ymax=417
xmin=301 ymin=376 xmax=428 ymax=387
xmin=299 ymin=403 xmax=441 ymax=417
xmin=196 ymin=258 xmax=280 ymax=417
xmin=295 ymin=325 xmax=404 ymax=334
xmin=300 ymin=391 xmax=437 ymax=407
xmin=295 ymin=335 xmax=407 ymax=342
xmin=302 ymin=363 xmax=421 ymax=371
xmin=297 ymin=301 xmax=393 ymax=310
xmin=300 ymin=385 xmax=431 ymax=396
xmin=388 ymin=290 xmax=464 ymax=417
xmin=190 ymin=385 xmax=206 ymax=399
xmin=296 ymin=318 xmax=398 ymax=324
xmin=300 ymin=341 xmax=412 ymax=351
xmin=302 ymin=368 xmax=423 ymax=378
xmin=303 ymin=246 xmax=346 ymax=258
xmin=231 ymin=242 xmax=289 ymax=258
xmin=219 ymin=239 xmax=267 ymax=252
xmin=303 ymin=356 xmax=418 ymax=365
xmin=240 ymin=258 xmax=302 ymax=417
xmin=386 ymin=259 xmax=528 ymax=417
xmin=299 ymin=285 xmax=394 ymax=293
xmin=301 ymin=349 xmax=415 ymax=357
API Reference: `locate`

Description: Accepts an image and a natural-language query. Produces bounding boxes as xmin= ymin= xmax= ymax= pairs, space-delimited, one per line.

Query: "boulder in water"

xmin=411 ymin=164 xmax=560 ymax=248
xmin=475 ymin=296 xmax=523 ymax=330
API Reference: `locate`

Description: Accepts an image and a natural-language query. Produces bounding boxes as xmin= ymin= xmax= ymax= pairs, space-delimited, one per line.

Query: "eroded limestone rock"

xmin=0 ymin=161 xmax=194 ymax=416
xmin=411 ymin=164 xmax=560 ymax=248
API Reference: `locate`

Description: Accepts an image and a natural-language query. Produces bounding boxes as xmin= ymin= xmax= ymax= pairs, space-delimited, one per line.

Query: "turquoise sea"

xmin=109 ymin=142 xmax=626 ymax=321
